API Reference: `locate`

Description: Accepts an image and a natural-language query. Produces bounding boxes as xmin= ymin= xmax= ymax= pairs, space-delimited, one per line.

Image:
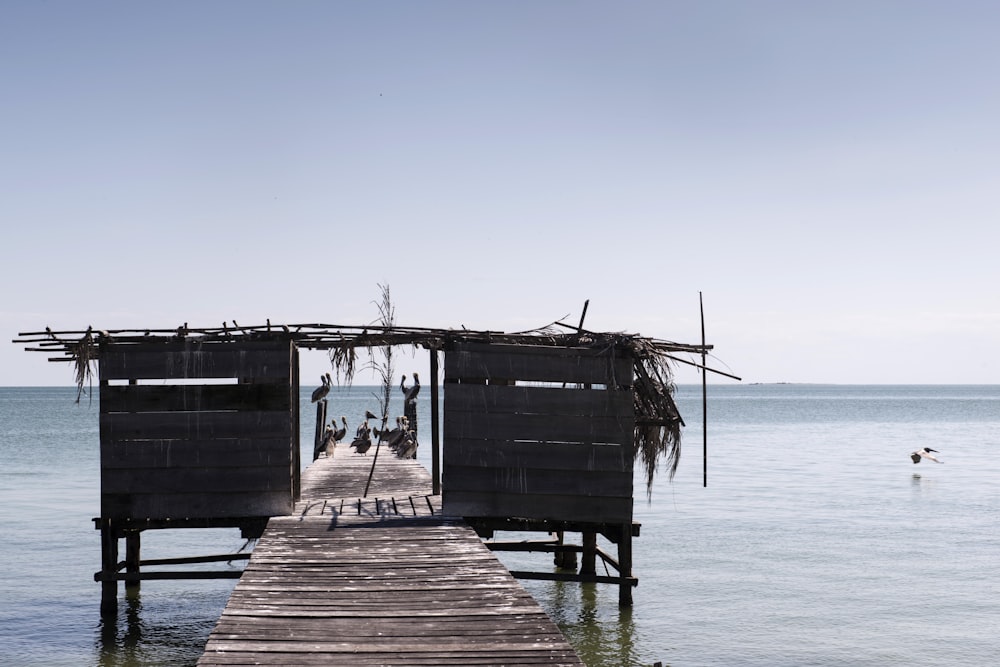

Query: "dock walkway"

xmin=197 ymin=444 xmax=584 ymax=666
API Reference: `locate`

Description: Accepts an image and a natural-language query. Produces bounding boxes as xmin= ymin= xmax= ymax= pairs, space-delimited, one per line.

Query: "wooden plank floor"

xmin=197 ymin=444 xmax=584 ymax=666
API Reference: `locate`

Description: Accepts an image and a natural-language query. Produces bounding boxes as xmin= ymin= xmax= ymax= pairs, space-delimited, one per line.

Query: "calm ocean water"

xmin=1 ymin=384 xmax=998 ymax=666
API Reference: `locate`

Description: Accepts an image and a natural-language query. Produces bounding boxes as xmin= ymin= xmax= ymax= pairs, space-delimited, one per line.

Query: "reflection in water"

xmin=547 ymin=581 xmax=643 ymax=667
xmin=95 ymin=586 xmax=228 ymax=667
xmin=97 ymin=589 xmax=147 ymax=667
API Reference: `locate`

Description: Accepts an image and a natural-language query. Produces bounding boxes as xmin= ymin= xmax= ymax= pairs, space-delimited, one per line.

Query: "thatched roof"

xmin=15 ymin=319 xmax=735 ymax=495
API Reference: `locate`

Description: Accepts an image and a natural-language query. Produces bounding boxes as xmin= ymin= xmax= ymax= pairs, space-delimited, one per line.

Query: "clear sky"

xmin=3 ymin=1 xmax=998 ymax=386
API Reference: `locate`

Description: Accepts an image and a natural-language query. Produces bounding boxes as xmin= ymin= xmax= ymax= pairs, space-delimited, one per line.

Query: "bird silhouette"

xmin=911 ymin=447 xmax=943 ymax=464
xmin=401 ymin=373 xmax=421 ymax=404
xmin=311 ymin=373 xmax=332 ymax=403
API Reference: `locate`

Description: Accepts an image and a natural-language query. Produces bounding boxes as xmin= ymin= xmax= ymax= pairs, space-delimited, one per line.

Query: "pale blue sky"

xmin=3 ymin=1 xmax=998 ymax=386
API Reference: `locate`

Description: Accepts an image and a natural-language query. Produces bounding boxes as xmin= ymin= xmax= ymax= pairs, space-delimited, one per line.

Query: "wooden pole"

xmin=430 ymin=349 xmax=441 ymax=495
xmin=124 ymin=531 xmax=141 ymax=591
xmin=618 ymin=523 xmax=633 ymax=606
xmin=580 ymin=531 xmax=597 ymax=576
xmin=313 ymin=399 xmax=327 ymax=461
xmin=100 ymin=520 xmax=118 ymax=615
xmin=700 ymin=292 xmax=708 ymax=488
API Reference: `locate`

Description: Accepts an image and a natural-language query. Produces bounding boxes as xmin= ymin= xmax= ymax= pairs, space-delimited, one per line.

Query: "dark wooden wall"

xmin=99 ymin=338 xmax=299 ymax=521
xmin=442 ymin=342 xmax=635 ymax=524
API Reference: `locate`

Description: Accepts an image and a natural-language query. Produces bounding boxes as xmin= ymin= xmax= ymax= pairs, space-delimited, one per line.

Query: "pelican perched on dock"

xmin=911 ymin=447 xmax=943 ymax=464
xmin=311 ymin=373 xmax=332 ymax=403
xmin=350 ymin=429 xmax=372 ymax=455
xmin=351 ymin=415 xmax=373 ymax=455
xmin=396 ymin=429 xmax=418 ymax=459
xmin=332 ymin=416 xmax=347 ymax=444
xmin=315 ymin=424 xmax=335 ymax=458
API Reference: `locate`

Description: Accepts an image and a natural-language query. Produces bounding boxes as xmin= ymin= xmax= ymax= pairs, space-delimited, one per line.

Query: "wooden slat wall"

xmin=442 ymin=342 xmax=635 ymax=524
xmin=99 ymin=339 xmax=297 ymax=521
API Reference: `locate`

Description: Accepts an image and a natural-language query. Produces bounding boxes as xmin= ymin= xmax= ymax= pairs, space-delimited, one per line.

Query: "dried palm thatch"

xmin=629 ymin=338 xmax=685 ymax=498
xmin=72 ymin=327 xmax=96 ymax=404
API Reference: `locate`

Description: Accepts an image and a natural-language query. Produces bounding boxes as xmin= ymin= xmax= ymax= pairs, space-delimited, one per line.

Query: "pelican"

xmin=376 ymin=417 xmax=407 ymax=452
xmin=350 ymin=430 xmax=372 ymax=455
xmin=396 ymin=430 xmax=417 ymax=459
xmin=911 ymin=447 xmax=943 ymax=464
xmin=315 ymin=424 xmax=335 ymax=458
xmin=401 ymin=373 xmax=421 ymax=404
xmin=332 ymin=416 xmax=347 ymax=444
xmin=365 ymin=409 xmax=379 ymax=421
xmin=311 ymin=373 xmax=332 ymax=403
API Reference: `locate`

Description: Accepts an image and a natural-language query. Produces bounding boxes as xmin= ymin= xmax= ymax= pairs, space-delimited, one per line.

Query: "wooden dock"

xmin=197 ymin=445 xmax=584 ymax=666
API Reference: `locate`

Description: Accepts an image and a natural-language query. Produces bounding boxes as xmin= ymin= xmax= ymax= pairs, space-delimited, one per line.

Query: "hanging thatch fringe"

xmin=72 ymin=327 xmax=96 ymax=405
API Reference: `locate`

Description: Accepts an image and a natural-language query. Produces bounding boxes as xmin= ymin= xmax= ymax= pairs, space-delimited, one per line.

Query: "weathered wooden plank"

xmin=445 ymin=342 xmax=632 ymax=385
xmin=100 ymin=411 xmax=292 ymax=441
xmin=101 ymin=491 xmax=292 ymax=520
xmin=102 ymin=466 xmax=292 ymax=495
xmin=99 ymin=341 xmax=292 ymax=380
xmin=443 ymin=439 xmax=632 ymax=472
xmin=443 ymin=489 xmax=632 ymax=524
xmin=200 ymin=652 xmax=581 ymax=666
xmin=444 ymin=383 xmax=633 ymax=418
xmin=444 ymin=409 xmax=632 ymax=445
xmin=101 ymin=438 xmax=291 ymax=469
xmin=442 ymin=465 xmax=632 ymax=498
xmin=196 ymin=448 xmax=586 ymax=667
xmin=100 ymin=383 xmax=292 ymax=413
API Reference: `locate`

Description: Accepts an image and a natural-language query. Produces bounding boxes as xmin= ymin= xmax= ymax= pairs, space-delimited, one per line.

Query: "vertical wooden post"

xmin=553 ymin=532 xmax=577 ymax=569
xmin=701 ymin=291 xmax=708 ymax=487
xmin=430 ymin=349 xmax=440 ymax=495
xmin=124 ymin=531 xmax=141 ymax=591
xmin=100 ymin=520 xmax=118 ymax=615
xmin=580 ymin=531 xmax=597 ymax=576
xmin=313 ymin=399 xmax=327 ymax=461
xmin=618 ymin=524 xmax=633 ymax=606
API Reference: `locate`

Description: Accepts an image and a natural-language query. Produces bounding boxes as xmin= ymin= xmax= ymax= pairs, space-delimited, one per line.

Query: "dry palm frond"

xmin=630 ymin=343 xmax=684 ymax=500
xmin=363 ymin=283 xmax=396 ymax=497
xmin=72 ymin=327 xmax=96 ymax=405
xmin=328 ymin=333 xmax=358 ymax=385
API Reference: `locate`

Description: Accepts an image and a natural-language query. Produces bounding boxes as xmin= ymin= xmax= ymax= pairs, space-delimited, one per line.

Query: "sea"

xmin=1 ymin=384 xmax=998 ymax=667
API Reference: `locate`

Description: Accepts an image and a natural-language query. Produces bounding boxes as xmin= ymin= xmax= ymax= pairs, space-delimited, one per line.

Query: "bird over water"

xmin=911 ymin=447 xmax=943 ymax=464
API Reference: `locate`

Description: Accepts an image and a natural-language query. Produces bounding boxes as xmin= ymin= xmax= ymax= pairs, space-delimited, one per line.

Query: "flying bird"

xmin=911 ymin=447 xmax=943 ymax=464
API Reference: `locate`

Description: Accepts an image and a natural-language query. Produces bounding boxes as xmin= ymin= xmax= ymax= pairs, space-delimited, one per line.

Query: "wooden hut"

xmin=15 ymin=316 xmax=724 ymax=610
